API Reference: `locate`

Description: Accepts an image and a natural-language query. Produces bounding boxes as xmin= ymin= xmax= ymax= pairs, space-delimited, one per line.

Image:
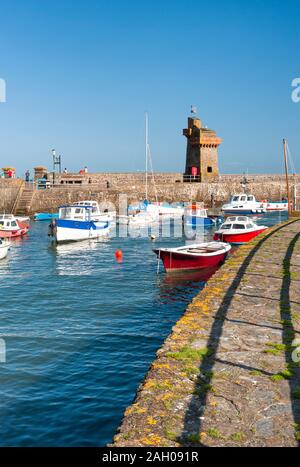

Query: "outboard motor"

xmin=48 ymin=219 xmax=56 ymax=237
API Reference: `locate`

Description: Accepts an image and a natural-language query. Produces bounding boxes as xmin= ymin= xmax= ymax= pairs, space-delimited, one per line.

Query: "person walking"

xmin=25 ymin=170 xmax=30 ymax=182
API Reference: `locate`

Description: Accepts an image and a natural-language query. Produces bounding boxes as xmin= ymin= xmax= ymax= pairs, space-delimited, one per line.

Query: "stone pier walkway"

xmin=113 ymin=219 xmax=300 ymax=447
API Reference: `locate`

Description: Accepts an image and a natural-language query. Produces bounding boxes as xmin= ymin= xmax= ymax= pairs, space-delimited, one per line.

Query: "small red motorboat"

xmin=0 ymin=214 xmax=29 ymax=238
xmin=213 ymin=216 xmax=267 ymax=245
xmin=153 ymin=241 xmax=231 ymax=273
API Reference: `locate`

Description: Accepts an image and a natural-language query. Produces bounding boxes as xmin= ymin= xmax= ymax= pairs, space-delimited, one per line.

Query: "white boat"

xmin=117 ymin=210 xmax=158 ymax=226
xmin=74 ymin=200 xmax=116 ymax=222
xmin=0 ymin=238 xmax=10 ymax=260
xmin=52 ymin=205 xmax=111 ymax=243
xmin=262 ymin=200 xmax=288 ymax=212
xmin=145 ymin=202 xmax=184 ymax=217
xmin=222 ymin=194 xmax=266 ymax=215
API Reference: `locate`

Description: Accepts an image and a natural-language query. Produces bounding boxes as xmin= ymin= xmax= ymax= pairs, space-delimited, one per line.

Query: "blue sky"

xmin=0 ymin=0 xmax=299 ymax=175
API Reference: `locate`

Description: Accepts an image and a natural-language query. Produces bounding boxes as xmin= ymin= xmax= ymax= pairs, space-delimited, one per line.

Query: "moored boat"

xmin=153 ymin=241 xmax=231 ymax=273
xmin=213 ymin=216 xmax=268 ymax=244
xmin=145 ymin=201 xmax=184 ymax=217
xmin=184 ymin=205 xmax=223 ymax=227
xmin=74 ymin=200 xmax=116 ymax=223
xmin=52 ymin=204 xmax=111 ymax=243
xmin=34 ymin=212 xmax=59 ymax=221
xmin=262 ymin=200 xmax=288 ymax=212
xmin=222 ymin=194 xmax=266 ymax=215
xmin=0 ymin=214 xmax=29 ymax=238
xmin=0 ymin=238 xmax=10 ymax=260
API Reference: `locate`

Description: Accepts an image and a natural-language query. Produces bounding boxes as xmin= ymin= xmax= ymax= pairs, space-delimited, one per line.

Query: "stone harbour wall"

xmin=0 ymin=179 xmax=23 ymax=212
xmin=1 ymin=174 xmax=300 ymax=214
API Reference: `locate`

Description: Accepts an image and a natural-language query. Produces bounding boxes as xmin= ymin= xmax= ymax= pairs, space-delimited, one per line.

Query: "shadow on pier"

xmin=181 ymin=220 xmax=300 ymax=446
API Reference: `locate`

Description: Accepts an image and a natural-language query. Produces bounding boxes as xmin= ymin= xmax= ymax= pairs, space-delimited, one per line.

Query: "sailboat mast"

xmin=145 ymin=112 xmax=149 ymax=201
xmin=283 ymin=138 xmax=291 ymax=215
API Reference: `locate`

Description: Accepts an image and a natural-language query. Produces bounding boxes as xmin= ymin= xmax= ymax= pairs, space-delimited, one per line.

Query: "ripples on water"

xmin=0 ymin=212 xmax=286 ymax=446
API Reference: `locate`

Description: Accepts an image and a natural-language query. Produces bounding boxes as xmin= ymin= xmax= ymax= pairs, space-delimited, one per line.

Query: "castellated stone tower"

xmin=183 ymin=117 xmax=222 ymax=182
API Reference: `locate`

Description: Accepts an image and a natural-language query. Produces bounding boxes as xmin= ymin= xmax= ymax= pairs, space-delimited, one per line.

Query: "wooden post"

xmin=283 ymin=138 xmax=292 ymax=215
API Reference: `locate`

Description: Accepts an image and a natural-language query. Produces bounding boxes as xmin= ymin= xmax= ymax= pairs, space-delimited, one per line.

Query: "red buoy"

xmin=115 ymin=249 xmax=123 ymax=262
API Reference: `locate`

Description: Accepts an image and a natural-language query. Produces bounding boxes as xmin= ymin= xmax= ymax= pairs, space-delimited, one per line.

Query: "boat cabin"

xmin=59 ymin=205 xmax=93 ymax=222
xmin=230 ymin=194 xmax=256 ymax=204
xmin=220 ymin=216 xmax=256 ymax=231
xmin=184 ymin=206 xmax=208 ymax=218
xmin=74 ymin=200 xmax=101 ymax=215
xmin=0 ymin=214 xmax=19 ymax=229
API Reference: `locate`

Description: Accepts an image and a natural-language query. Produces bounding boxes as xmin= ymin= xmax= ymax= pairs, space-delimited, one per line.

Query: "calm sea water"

xmin=0 ymin=212 xmax=286 ymax=446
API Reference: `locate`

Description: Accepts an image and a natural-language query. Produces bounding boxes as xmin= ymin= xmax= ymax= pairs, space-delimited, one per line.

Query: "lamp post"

xmin=52 ymin=149 xmax=62 ymax=186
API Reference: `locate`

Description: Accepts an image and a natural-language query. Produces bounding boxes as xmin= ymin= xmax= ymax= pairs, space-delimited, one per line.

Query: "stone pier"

xmin=113 ymin=219 xmax=300 ymax=447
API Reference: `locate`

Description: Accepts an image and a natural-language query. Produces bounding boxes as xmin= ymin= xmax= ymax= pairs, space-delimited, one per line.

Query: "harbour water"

xmin=0 ymin=212 xmax=287 ymax=446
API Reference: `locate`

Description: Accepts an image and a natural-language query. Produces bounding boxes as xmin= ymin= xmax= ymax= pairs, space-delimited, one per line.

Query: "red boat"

xmin=0 ymin=214 xmax=29 ymax=238
xmin=153 ymin=242 xmax=231 ymax=273
xmin=213 ymin=216 xmax=267 ymax=245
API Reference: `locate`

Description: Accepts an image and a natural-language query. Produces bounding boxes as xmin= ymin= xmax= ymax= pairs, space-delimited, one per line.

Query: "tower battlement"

xmin=183 ymin=116 xmax=221 ymax=182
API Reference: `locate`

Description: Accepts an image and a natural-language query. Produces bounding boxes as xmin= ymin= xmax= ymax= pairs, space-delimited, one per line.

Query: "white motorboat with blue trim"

xmin=53 ymin=205 xmax=111 ymax=243
xmin=222 ymin=194 xmax=266 ymax=215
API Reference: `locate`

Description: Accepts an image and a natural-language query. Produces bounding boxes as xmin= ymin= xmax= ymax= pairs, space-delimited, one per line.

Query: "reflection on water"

xmin=157 ymin=266 xmax=218 ymax=305
xmin=50 ymin=238 xmax=111 ymax=276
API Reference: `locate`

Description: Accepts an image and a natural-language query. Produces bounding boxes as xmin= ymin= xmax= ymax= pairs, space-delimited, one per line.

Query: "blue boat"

xmin=34 ymin=212 xmax=59 ymax=221
xmin=184 ymin=206 xmax=222 ymax=228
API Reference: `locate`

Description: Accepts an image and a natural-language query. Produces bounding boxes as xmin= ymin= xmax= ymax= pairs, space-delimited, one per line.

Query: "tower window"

xmin=207 ymin=166 xmax=213 ymax=173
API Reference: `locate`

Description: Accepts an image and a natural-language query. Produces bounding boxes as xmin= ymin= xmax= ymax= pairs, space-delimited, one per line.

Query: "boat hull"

xmin=154 ymin=249 xmax=228 ymax=272
xmin=0 ymin=226 xmax=28 ymax=238
xmin=264 ymin=202 xmax=288 ymax=212
xmin=184 ymin=216 xmax=215 ymax=227
xmin=55 ymin=219 xmax=110 ymax=243
xmin=213 ymin=227 xmax=267 ymax=244
xmin=34 ymin=213 xmax=59 ymax=221
xmin=222 ymin=208 xmax=265 ymax=215
xmin=0 ymin=244 xmax=9 ymax=260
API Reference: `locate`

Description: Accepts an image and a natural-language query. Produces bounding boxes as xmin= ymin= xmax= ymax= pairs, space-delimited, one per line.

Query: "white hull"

xmin=146 ymin=204 xmax=184 ymax=217
xmin=56 ymin=224 xmax=110 ymax=243
xmin=222 ymin=207 xmax=266 ymax=214
xmin=117 ymin=213 xmax=158 ymax=226
xmin=91 ymin=213 xmax=116 ymax=223
xmin=263 ymin=202 xmax=288 ymax=212
xmin=0 ymin=243 xmax=10 ymax=260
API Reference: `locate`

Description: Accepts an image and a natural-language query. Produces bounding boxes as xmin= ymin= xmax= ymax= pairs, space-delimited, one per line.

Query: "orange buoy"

xmin=115 ymin=249 xmax=123 ymax=262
